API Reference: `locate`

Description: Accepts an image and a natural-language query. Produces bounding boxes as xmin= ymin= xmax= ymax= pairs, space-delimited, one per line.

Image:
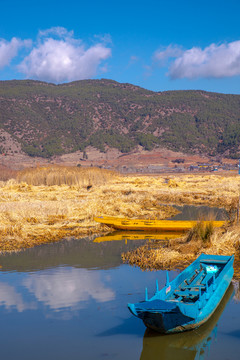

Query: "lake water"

xmin=0 ymin=236 xmax=239 ymax=360
xmin=170 ymin=204 xmax=227 ymax=221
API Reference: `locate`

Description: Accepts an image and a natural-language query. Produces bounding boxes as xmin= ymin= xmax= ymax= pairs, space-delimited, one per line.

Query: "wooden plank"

xmin=175 ymin=289 xmax=199 ymax=296
xmin=201 ymin=259 xmax=227 ymax=264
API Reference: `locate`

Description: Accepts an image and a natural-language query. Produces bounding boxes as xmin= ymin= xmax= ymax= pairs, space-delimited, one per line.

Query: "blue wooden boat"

xmin=128 ymin=253 xmax=234 ymax=334
xmin=140 ymin=284 xmax=234 ymax=359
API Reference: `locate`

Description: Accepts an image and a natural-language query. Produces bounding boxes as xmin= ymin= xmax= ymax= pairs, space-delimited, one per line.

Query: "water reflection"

xmin=0 ymin=236 xmax=147 ymax=272
xmin=0 ymin=236 xmax=238 ymax=360
xmin=0 ymin=268 xmax=115 ymax=313
xmin=232 ymin=280 xmax=240 ymax=302
xmin=171 ymin=205 xmax=227 ymax=221
xmin=140 ymin=283 xmax=234 ymax=360
xmin=23 ymin=268 xmax=115 ymax=310
xmin=0 ymin=282 xmax=32 ymax=312
xmin=94 ymin=231 xmax=182 ymax=243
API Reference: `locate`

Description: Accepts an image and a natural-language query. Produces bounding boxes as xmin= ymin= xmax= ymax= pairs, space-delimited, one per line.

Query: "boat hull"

xmin=94 ymin=216 xmax=225 ymax=232
xmin=110 ymin=224 xmax=191 ymax=231
xmin=140 ymin=280 xmax=233 ymax=334
xmin=129 ymin=305 xmax=195 ymax=334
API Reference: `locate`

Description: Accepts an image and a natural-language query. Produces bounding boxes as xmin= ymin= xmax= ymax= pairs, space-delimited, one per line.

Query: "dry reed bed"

xmin=16 ymin=165 xmax=115 ymax=186
xmin=0 ymin=166 xmax=17 ymax=181
xmin=118 ymin=174 xmax=240 ymax=275
xmin=1 ymin=168 xmax=240 ymax=254
xmin=122 ymin=223 xmax=240 ymax=278
xmin=0 ymin=167 xmax=178 ymax=251
xmin=109 ymin=174 xmax=240 ymax=210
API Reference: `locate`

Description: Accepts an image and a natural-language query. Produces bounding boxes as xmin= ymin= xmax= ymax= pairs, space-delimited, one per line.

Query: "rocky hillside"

xmin=0 ymin=79 xmax=240 ymax=158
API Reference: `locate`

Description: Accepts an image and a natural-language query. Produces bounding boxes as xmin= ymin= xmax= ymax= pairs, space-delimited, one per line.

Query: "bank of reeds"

xmin=0 ymin=166 xmax=179 ymax=251
xmin=1 ymin=170 xmax=240 ymax=255
xmin=122 ymin=221 xmax=240 ymax=277
xmin=17 ymin=165 xmax=115 ymax=187
xmin=0 ymin=165 xmax=17 ymax=181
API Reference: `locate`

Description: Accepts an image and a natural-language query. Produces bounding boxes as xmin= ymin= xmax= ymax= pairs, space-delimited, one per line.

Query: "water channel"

xmin=170 ymin=205 xmax=227 ymax=221
xmin=0 ymin=205 xmax=239 ymax=359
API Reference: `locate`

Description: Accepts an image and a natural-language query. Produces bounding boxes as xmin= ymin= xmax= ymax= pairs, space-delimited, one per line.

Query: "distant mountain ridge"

xmin=0 ymin=79 xmax=240 ymax=159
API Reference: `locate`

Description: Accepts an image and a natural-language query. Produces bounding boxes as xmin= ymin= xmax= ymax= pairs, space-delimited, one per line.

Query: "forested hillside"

xmin=0 ymin=79 xmax=239 ymax=158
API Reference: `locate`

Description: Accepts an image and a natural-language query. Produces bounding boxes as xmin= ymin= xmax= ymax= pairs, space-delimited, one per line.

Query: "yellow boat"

xmin=94 ymin=216 xmax=225 ymax=232
xmin=94 ymin=231 xmax=182 ymax=243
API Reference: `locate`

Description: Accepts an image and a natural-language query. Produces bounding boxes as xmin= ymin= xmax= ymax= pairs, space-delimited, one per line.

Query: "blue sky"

xmin=0 ymin=0 xmax=240 ymax=93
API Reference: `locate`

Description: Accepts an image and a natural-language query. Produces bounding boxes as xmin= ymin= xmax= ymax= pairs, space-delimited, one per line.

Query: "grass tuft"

xmin=186 ymin=221 xmax=214 ymax=246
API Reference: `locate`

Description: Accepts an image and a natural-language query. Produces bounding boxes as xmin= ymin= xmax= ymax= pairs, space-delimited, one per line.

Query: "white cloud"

xmin=23 ymin=268 xmax=115 ymax=310
xmin=18 ymin=27 xmax=112 ymax=83
xmin=94 ymin=33 xmax=112 ymax=45
xmin=0 ymin=37 xmax=31 ymax=69
xmin=169 ymin=40 xmax=240 ymax=79
xmin=154 ymin=45 xmax=183 ymax=64
xmin=38 ymin=26 xmax=74 ymax=40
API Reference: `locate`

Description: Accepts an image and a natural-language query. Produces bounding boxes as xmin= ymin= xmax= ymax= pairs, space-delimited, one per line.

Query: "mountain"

xmin=0 ymin=79 xmax=240 ymax=159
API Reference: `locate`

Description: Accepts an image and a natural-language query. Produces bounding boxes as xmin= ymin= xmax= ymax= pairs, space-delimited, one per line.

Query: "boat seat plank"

xmin=180 ymin=273 xmax=214 ymax=295
xmin=183 ymin=284 xmax=205 ymax=289
xmin=201 ymin=259 xmax=227 ymax=264
xmin=180 ymin=269 xmax=205 ymax=290
xmin=175 ymin=289 xmax=199 ymax=297
xmin=201 ymin=273 xmax=214 ymax=287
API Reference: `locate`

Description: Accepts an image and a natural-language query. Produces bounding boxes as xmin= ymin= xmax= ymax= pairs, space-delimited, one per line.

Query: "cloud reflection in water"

xmin=0 ymin=282 xmax=34 ymax=312
xmin=23 ymin=268 xmax=115 ymax=311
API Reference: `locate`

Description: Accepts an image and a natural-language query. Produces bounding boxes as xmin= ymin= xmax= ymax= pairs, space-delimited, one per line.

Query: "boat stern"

xmin=128 ymin=299 xmax=195 ymax=333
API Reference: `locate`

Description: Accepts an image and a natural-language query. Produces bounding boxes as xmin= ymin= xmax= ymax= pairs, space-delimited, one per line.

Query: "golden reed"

xmin=1 ymin=166 xmax=240 ymax=266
